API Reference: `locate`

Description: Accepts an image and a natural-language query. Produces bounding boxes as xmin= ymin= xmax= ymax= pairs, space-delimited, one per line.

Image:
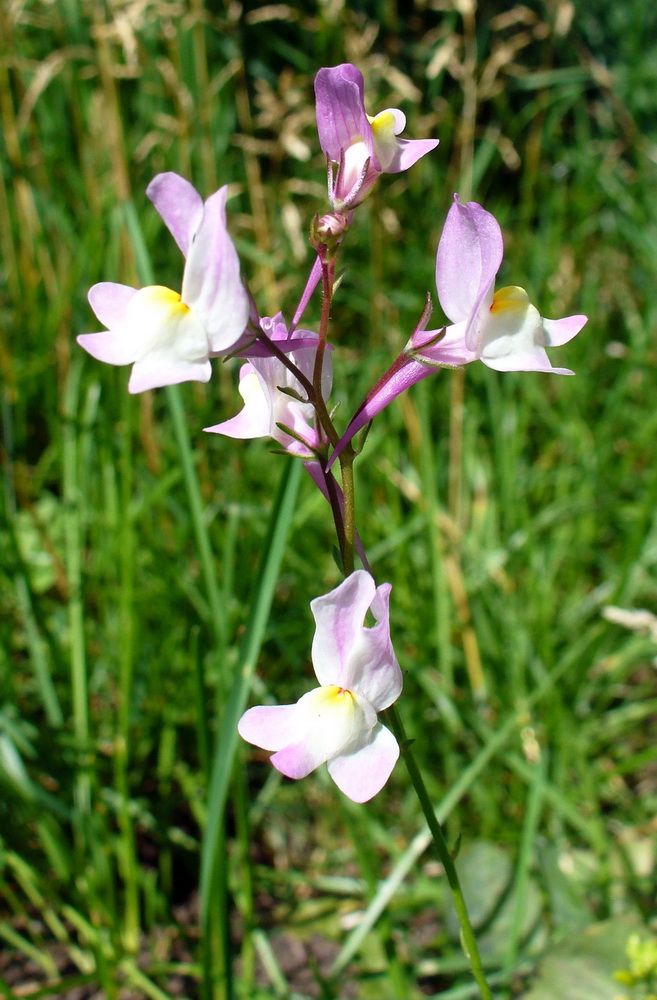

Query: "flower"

xmin=314 ymin=64 xmax=438 ymax=210
xmin=204 ymin=313 xmax=331 ymax=456
xmin=238 ymin=571 xmax=403 ymax=803
xmin=328 ymin=196 xmax=587 ymax=465
xmin=428 ymin=195 xmax=588 ymax=373
xmin=77 ymin=172 xmax=250 ymax=392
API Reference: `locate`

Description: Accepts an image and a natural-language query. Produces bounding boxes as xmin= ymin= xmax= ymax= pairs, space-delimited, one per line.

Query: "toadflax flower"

xmin=77 ymin=172 xmax=250 ymax=393
xmin=427 ymin=195 xmax=588 ymax=374
xmin=238 ymin=571 xmax=403 ymax=803
xmin=329 ymin=195 xmax=588 ymax=464
xmin=315 ymin=63 xmax=438 ymax=211
xmin=204 ymin=313 xmax=331 ymax=457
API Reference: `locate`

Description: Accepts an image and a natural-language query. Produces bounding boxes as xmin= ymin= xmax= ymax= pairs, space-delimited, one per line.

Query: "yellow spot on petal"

xmin=312 ymin=685 xmax=355 ymax=709
xmin=490 ymin=285 xmax=530 ymax=314
xmin=367 ymin=110 xmax=397 ymax=137
xmin=141 ymin=285 xmax=190 ymax=314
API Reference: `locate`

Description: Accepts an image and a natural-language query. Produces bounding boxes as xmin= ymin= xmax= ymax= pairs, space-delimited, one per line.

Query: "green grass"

xmin=2 ymin=1 xmax=657 ymax=997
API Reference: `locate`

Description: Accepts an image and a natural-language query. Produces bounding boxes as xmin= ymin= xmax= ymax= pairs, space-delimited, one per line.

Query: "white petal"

xmin=327 ymin=723 xmax=399 ymax=802
xmin=310 ymin=571 xmax=377 ymax=687
xmin=128 ymin=356 xmax=211 ymax=393
xmin=205 ymin=369 xmax=272 ymax=439
xmin=270 ymin=686 xmax=376 ymax=779
xmin=479 ymin=286 xmax=541 ymax=362
xmin=181 ymin=186 xmax=250 ymax=353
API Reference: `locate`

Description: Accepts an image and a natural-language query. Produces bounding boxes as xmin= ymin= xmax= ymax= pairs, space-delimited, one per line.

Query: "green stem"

xmin=62 ymin=359 xmax=92 ymax=823
xmin=164 ymin=384 xmax=225 ymax=651
xmin=115 ymin=388 xmax=139 ymax=952
xmin=386 ymin=704 xmax=494 ymax=1000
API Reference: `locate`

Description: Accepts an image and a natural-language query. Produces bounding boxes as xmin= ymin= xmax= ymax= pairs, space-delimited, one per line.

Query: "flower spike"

xmin=238 ymin=571 xmax=402 ymax=802
xmin=78 ymin=172 xmax=250 ymax=392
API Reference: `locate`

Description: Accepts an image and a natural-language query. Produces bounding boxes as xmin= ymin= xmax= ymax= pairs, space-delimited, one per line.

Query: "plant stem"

xmin=338 ymin=455 xmax=356 ymax=576
xmin=386 ymin=703 xmax=494 ymax=1000
xmin=313 ymin=253 xmax=334 ymax=396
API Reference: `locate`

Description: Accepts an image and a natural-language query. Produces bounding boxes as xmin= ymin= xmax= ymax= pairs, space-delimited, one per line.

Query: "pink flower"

xmin=426 ymin=196 xmax=588 ymax=374
xmin=315 ymin=64 xmax=438 ymax=210
xmin=328 ymin=196 xmax=588 ymax=465
xmin=204 ymin=313 xmax=331 ymax=457
xmin=238 ymin=571 xmax=402 ymax=803
xmin=77 ymin=173 xmax=250 ymax=393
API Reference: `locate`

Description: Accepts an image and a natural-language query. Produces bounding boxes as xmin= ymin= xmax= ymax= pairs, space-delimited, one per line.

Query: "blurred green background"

xmin=2 ymin=0 xmax=657 ymax=997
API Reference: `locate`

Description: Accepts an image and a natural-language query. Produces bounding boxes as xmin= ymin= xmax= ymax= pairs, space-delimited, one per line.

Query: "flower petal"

xmin=327 ymin=722 xmax=399 ymax=802
xmin=345 ymin=582 xmax=403 ymax=711
xmin=146 ymin=172 xmax=204 ymax=258
xmin=314 ymin=64 xmax=372 ymax=163
xmin=478 ymin=285 xmax=573 ymax=373
xmin=204 ymin=366 xmax=272 ymax=439
xmin=128 ymin=356 xmax=211 ymax=393
xmin=310 ymin=573 xmax=403 ymax=712
xmin=270 ymin=686 xmax=376 ymax=779
xmin=181 ymin=185 xmax=250 ymax=353
xmin=88 ymin=282 xmax=138 ymax=329
xmin=387 ymin=136 xmax=439 ymax=174
xmin=542 ymin=314 xmax=588 ymax=346
xmin=238 ymin=704 xmax=302 ymax=752
xmin=481 ymin=350 xmax=574 ymax=375
xmin=311 ymin=571 xmax=377 ymax=688
xmin=436 ymin=197 xmax=503 ymax=344
xmin=77 ymin=330 xmax=138 ymax=366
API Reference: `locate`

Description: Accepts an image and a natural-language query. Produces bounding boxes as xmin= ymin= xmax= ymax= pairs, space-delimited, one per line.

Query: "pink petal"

xmin=310 ymin=574 xmax=402 ymax=711
xmin=436 ymin=198 xmax=503 ymax=344
xmin=181 ymin=186 xmax=250 ymax=353
xmin=204 ymin=363 xmax=271 ymax=441
xmin=204 ymin=408 xmax=270 ymax=439
xmin=542 ymin=314 xmax=587 ymax=347
xmin=270 ymin=740 xmax=327 ymax=780
xmin=238 ymin=704 xmax=301 ymax=752
xmin=88 ymin=282 xmax=137 ymax=329
xmin=310 ymin=571 xmax=377 ymax=688
xmin=146 ymin=172 xmax=204 ymax=257
xmin=77 ymin=330 xmax=137 ymax=366
xmin=327 ymin=723 xmax=399 ymax=802
xmin=127 ymin=356 xmax=211 ymax=393
xmin=388 ymin=136 xmax=439 ymax=174
xmin=314 ymin=64 xmax=372 ymax=163
xmin=342 ymin=582 xmax=403 ymax=712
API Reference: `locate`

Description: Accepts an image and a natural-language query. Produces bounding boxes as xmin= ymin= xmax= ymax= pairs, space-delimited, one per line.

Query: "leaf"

xmin=522 ymin=915 xmax=647 ymax=1000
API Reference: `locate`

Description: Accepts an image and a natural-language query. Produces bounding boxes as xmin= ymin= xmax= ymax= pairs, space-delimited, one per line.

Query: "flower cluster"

xmin=77 ymin=63 xmax=587 ymax=801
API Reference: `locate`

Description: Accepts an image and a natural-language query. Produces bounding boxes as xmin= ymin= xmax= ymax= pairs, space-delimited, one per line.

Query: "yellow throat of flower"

xmin=490 ymin=285 xmax=530 ymax=314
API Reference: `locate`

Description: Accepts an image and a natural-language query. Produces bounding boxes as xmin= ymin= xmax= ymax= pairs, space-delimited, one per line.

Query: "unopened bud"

xmin=311 ymin=211 xmax=348 ymax=251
